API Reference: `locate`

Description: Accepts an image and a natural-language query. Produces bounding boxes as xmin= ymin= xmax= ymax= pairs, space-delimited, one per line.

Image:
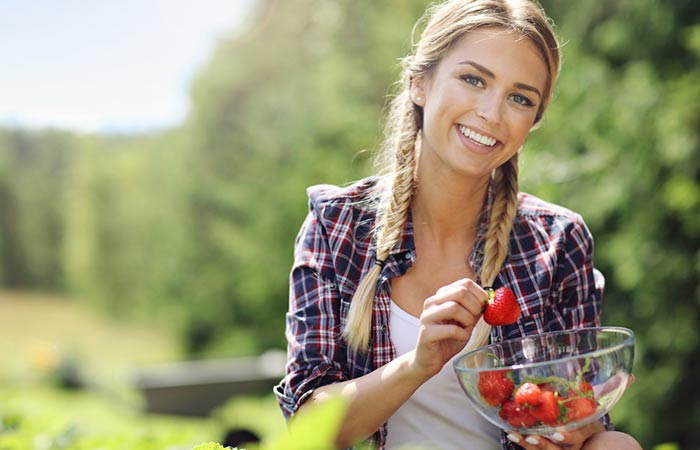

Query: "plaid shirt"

xmin=274 ymin=176 xmax=611 ymax=450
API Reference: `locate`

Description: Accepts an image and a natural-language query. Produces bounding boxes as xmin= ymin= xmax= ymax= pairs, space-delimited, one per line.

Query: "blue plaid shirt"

xmin=275 ymin=176 xmax=611 ymax=450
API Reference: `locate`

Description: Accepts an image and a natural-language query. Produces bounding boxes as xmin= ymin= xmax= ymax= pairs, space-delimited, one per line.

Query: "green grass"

xmin=0 ymin=290 xmax=183 ymax=384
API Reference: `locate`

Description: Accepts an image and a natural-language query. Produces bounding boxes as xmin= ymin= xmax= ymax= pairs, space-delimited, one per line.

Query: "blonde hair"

xmin=344 ymin=0 xmax=561 ymax=351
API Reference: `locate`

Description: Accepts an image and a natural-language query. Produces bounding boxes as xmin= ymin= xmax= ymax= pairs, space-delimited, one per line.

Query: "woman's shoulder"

xmin=306 ymin=176 xmax=382 ymax=215
xmin=302 ymin=177 xmax=380 ymax=249
xmin=512 ymin=193 xmax=595 ymax=256
xmin=514 ymin=192 xmax=592 ymax=239
xmin=516 ymin=192 xmax=584 ymax=222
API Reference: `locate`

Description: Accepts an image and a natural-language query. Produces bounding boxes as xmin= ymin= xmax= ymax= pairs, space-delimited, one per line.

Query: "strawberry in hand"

xmin=483 ymin=287 xmax=521 ymax=326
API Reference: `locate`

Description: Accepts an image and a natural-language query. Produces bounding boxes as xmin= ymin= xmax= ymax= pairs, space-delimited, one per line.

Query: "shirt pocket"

xmin=502 ymin=311 xmax=545 ymax=341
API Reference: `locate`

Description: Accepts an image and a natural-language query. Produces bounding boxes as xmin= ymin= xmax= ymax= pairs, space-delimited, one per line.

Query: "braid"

xmin=344 ymin=90 xmax=419 ymax=351
xmin=341 ymin=0 xmax=560 ymax=353
xmin=465 ymin=154 xmax=520 ymax=351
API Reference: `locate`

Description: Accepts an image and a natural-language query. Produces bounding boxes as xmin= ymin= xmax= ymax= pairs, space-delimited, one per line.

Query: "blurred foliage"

xmin=0 ymin=385 xmax=219 ymax=449
xmin=0 ymin=387 xmax=342 ymax=450
xmin=0 ymin=0 xmax=698 ymax=448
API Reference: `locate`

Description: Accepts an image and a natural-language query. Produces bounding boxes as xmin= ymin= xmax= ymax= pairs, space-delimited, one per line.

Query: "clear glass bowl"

xmin=452 ymin=327 xmax=634 ymax=435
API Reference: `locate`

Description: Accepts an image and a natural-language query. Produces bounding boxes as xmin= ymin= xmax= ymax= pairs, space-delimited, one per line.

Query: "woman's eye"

xmin=462 ymin=75 xmax=484 ymax=87
xmin=510 ymin=93 xmax=534 ymax=107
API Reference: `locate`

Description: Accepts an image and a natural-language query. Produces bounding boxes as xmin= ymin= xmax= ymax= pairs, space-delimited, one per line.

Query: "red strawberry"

xmin=483 ymin=287 xmax=521 ymax=326
xmin=514 ymin=382 xmax=542 ymax=406
xmin=579 ymin=381 xmax=594 ymax=397
xmin=566 ymin=380 xmax=595 ymax=400
xmin=477 ymin=370 xmax=514 ymax=406
xmin=565 ymin=397 xmax=597 ymax=422
xmin=531 ymin=390 xmax=560 ymax=425
xmin=499 ymin=400 xmax=538 ymax=428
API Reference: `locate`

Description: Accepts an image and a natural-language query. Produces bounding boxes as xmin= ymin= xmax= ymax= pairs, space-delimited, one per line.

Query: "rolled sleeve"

xmin=274 ymin=209 xmax=349 ymax=418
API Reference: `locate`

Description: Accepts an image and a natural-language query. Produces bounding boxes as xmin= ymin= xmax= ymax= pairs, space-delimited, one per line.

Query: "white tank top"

xmin=385 ymin=300 xmax=501 ymax=450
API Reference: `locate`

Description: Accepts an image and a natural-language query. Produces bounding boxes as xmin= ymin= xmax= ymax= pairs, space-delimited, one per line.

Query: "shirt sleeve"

xmin=274 ymin=204 xmax=349 ymax=419
xmin=551 ymin=216 xmax=604 ymax=330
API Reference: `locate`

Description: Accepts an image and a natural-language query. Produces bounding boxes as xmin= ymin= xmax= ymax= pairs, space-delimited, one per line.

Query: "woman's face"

xmin=412 ymin=28 xmax=548 ymax=181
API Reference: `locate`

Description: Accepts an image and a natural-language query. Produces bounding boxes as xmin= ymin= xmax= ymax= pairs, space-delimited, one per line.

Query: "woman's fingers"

xmin=544 ymin=420 xmax=605 ymax=447
xmin=427 ymin=278 xmax=488 ymax=317
xmin=421 ymin=299 xmax=479 ymax=328
xmin=411 ymin=278 xmax=489 ymax=375
xmin=507 ymin=432 xmax=562 ymax=450
xmin=419 ymin=321 xmax=472 ymax=342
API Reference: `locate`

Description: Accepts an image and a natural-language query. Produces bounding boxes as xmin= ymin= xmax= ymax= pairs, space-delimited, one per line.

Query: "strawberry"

xmin=531 ymin=390 xmax=560 ymax=425
xmin=566 ymin=380 xmax=595 ymax=400
xmin=477 ymin=370 xmax=514 ymax=406
xmin=565 ymin=396 xmax=597 ymax=421
xmin=483 ymin=287 xmax=521 ymax=326
xmin=579 ymin=380 xmax=594 ymax=397
xmin=499 ymin=399 xmax=538 ymax=428
xmin=514 ymin=382 xmax=542 ymax=406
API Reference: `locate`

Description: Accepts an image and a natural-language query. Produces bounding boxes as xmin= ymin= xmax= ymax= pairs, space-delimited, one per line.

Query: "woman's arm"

xmin=299 ymin=349 xmax=427 ymax=448
xmin=298 ymin=278 xmax=488 ymax=448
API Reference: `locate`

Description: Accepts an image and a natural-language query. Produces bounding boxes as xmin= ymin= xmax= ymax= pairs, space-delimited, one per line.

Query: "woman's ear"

xmin=410 ymin=75 xmax=426 ymax=107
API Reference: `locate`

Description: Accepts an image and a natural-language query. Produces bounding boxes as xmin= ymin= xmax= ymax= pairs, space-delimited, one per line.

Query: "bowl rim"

xmin=453 ymin=326 xmax=635 ymax=372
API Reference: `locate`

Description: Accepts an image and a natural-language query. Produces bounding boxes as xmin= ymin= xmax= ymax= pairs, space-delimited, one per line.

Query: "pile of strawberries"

xmin=477 ymin=370 xmax=597 ymax=429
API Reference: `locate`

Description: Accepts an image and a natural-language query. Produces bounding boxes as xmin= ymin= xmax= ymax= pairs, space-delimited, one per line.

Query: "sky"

xmin=0 ymin=0 xmax=254 ymax=133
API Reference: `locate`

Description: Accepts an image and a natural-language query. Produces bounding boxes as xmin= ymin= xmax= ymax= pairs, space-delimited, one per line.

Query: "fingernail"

xmin=550 ymin=432 xmax=565 ymax=442
xmin=525 ymin=436 xmax=539 ymax=446
xmin=506 ymin=433 xmax=520 ymax=444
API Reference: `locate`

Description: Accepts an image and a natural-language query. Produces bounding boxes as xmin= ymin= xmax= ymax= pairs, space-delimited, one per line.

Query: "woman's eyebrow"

xmin=458 ymin=60 xmax=543 ymax=100
xmin=459 ymin=60 xmax=495 ymax=78
xmin=514 ymin=82 xmax=542 ymax=100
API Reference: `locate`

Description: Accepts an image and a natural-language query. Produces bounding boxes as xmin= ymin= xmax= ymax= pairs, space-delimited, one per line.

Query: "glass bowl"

xmin=452 ymin=327 xmax=634 ymax=435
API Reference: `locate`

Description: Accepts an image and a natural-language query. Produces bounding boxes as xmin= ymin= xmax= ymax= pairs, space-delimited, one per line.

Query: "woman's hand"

xmin=506 ymin=420 xmax=605 ymax=450
xmin=412 ymin=278 xmax=487 ymax=378
xmin=508 ymin=426 xmax=643 ymax=450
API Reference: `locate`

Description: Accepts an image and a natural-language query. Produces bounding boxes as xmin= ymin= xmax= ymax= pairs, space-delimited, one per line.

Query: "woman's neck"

xmin=411 ymin=173 xmax=490 ymax=246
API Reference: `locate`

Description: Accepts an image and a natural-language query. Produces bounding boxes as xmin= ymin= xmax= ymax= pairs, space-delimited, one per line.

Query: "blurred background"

xmin=0 ymin=0 xmax=698 ymax=449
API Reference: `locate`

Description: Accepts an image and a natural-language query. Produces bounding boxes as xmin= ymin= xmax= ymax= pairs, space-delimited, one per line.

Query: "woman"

xmin=275 ymin=1 xmax=642 ymax=449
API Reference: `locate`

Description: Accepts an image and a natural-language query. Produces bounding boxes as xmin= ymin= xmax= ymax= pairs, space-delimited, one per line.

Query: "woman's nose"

xmin=476 ymin=92 xmax=503 ymax=124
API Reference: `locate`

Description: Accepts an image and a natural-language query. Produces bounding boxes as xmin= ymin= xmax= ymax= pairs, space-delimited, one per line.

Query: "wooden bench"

xmin=133 ymin=349 xmax=286 ymax=416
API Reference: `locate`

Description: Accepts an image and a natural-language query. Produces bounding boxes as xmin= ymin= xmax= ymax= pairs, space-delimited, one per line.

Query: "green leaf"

xmin=261 ymin=396 xmax=348 ymax=450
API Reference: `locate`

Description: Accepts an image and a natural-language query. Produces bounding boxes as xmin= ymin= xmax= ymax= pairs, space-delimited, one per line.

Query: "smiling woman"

xmin=273 ymin=1 xmax=643 ymax=450
xmin=0 ymin=0 xmax=253 ymax=133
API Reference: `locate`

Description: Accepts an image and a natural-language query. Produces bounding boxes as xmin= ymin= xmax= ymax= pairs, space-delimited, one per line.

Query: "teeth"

xmin=459 ymin=125 xmax=497 ymax=147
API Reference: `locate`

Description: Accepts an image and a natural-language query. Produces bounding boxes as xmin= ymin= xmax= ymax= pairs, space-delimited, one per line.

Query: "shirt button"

xmin=380 ymin=325 xmax=387 ymax=333
xmin=495 ymin=336 xmax=502 ymax=342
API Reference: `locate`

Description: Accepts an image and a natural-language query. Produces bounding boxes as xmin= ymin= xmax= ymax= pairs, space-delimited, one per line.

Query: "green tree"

xmin=525 ymin=1 xmax=700 ymax=446
xmin=0 ymin=129 xmax=73 ymax=289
